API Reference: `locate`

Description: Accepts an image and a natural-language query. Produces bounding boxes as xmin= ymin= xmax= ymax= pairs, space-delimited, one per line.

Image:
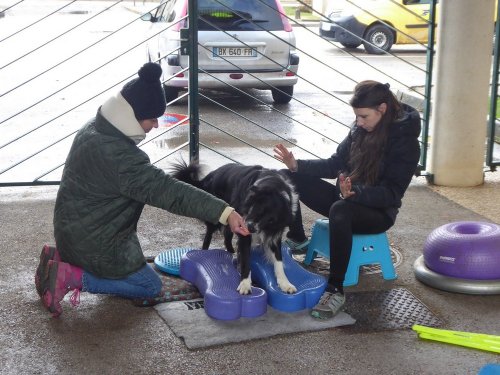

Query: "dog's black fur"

xmin=171 ymin=161 xmax=298 ymax=294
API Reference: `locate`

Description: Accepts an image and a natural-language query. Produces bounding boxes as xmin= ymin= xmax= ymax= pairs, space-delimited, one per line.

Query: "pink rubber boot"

xmin=35 ymin=244 xmax=61 ymax=297
xmin=42 ymin=260 xmax=83 ymax=318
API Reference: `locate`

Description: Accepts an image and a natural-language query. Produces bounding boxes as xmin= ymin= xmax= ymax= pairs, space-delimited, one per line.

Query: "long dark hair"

xmin=347 ymin=80 xmax=402 ymax=185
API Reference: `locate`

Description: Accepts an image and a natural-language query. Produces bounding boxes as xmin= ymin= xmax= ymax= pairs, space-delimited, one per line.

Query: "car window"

xmin=198 ymin=0 xmax=284 ymax=31
xmin=155 ymin=0 xmax=179 ymax=22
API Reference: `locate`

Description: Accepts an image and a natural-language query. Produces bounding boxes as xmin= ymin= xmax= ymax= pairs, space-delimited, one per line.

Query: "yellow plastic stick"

xmin=417 ymin=333 xmax=500 ymax=354
xmin=412 ymin=324 xmax=500 ymax=341
xmin=412 ymin=325 xmax=500 ymax=354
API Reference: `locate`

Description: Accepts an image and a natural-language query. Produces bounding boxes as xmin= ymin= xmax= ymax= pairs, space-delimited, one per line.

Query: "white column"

xmin=429 ymin=0 xmax=495 ymax=186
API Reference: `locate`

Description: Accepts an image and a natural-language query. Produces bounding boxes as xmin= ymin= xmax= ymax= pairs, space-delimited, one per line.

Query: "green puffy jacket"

xmin=54 ymin=110 xmax=228 ymax=278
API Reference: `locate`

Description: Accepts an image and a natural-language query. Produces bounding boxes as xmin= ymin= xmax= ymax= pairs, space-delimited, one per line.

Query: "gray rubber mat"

xmin=342 ymin=287 xmax=443 ymax=333
xmin=155 ymin=299 xmax=355 ymax=349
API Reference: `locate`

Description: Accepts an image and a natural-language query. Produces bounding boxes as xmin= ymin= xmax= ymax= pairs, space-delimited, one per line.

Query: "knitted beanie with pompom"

xmin=121 ymin=62 xmax=166 ymax=121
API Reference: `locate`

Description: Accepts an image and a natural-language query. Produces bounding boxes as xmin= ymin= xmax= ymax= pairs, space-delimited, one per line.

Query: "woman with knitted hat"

xmin=35 ymin=62 xmax=250 ymax=318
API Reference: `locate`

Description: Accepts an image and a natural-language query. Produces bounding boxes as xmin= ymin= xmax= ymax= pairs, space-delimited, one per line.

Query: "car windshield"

xmin=198 ymin=0 xmax=284 ymax=31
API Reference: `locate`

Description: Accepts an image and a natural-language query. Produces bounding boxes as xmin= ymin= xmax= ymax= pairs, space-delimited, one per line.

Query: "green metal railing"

xmin=0 ymin=0 xmax=443 ymax=186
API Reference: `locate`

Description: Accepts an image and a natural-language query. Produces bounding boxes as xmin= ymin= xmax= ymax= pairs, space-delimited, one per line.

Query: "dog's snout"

xmin=247 ymin=222 xmax=257 ymax=233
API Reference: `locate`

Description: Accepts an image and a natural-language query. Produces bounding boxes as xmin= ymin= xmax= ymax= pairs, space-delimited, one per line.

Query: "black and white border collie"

xmin=171 ymin=161 xmax=298 ymax=295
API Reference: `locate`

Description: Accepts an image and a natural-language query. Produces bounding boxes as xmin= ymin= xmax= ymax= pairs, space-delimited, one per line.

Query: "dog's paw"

xmin=278 ymin=278 xmax=297 ymax=294
xmin=237 ymin=278 xmax=252 ymax=295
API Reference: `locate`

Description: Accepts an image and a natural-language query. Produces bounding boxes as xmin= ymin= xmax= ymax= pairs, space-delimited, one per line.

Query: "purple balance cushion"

xmin=180 ymin=249 xmax=267 ymax=320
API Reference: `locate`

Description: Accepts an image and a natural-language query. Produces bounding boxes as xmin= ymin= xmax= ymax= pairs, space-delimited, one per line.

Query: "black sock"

xmin=326 ymin=283 xmax=344 ymax=295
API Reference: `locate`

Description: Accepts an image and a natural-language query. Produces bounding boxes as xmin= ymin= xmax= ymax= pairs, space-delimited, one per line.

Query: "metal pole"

xmin=188 ymin=0 xmax=200 ymax=163
xmin=421 ymin=0 xmax=437 ymax=178
xmin=486 ymin=3 xmax=500 ymax=170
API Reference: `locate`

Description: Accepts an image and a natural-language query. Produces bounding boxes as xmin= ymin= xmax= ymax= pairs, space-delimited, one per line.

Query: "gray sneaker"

xmin=285 ymin=238 xmax=310 ymax=254
xmin=311 ymin=290 xmax=346 ymax=319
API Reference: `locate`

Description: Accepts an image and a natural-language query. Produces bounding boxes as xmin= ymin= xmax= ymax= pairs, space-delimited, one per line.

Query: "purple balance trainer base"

xmin=180 ymin=249 xmax=267 ymax=321
xmin=251 ymin=245 xmax=327 ymax=312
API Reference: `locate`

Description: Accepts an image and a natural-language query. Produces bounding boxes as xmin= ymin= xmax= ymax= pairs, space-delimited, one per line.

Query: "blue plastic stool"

xmin=303 ymin=218 xmax=397 ymax=286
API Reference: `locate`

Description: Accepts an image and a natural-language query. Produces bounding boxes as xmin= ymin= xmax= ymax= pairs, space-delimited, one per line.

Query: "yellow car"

xmin=319 ymin=0 xmax=439 ymax=54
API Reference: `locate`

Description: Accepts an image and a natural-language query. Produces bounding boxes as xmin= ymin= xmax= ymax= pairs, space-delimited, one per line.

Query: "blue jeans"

xmin=82 ymin=264 xmax=162 ymax=299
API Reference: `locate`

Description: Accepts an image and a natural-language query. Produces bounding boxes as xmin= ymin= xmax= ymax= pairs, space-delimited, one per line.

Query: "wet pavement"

xmin=0 ymin=174 xmax=499 ymax=375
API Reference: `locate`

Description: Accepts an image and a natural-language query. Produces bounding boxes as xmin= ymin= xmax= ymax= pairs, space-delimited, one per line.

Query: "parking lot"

xmin=0 ymin=0 xmax=429 ymax=183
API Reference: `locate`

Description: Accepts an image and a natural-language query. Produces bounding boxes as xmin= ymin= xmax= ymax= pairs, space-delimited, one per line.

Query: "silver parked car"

xmin=141 ymin=0 xmax=299 ymax=104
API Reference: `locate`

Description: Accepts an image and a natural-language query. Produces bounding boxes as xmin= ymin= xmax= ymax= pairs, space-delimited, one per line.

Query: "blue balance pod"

xmin=251 ymin=245 xmax=327 ymax=312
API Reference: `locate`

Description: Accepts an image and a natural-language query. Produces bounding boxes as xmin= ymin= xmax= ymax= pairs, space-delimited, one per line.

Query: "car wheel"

xmin=341 ymin=42 xmax=362 ymax=49
xmin=163 ymin=84 xmax=179 ymax=103
xmin=363 ymin=24 xmax=394 ymax=54
xmin=271 ymin=86 xmax=293 ymax=104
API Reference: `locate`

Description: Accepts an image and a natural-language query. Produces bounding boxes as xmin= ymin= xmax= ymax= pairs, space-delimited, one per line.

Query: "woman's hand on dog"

xmin=273 ymin=144 xmax=298 ymax=172
xmin=228 ymin=211 xmax=251 ymax=236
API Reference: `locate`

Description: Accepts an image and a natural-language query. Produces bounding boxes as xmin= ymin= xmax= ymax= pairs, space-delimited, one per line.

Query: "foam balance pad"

xmin=250 ymin=245 xmax=327 ymax=312
xmin=180 ymin=249 xmax=267 ymax=320
xmin=154 ymin=247 xmax=193 ymax=276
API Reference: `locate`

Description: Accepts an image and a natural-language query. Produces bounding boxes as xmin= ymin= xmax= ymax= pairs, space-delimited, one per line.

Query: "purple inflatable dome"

xmin=423 ymin=221 xmax=500 ymax=280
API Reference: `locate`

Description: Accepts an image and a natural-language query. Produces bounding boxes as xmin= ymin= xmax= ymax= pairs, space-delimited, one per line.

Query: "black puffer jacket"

xmin=54 ymin=111 xmax=228 ymax=278
xmin=296 ymin=104 xmax=421 ymax=223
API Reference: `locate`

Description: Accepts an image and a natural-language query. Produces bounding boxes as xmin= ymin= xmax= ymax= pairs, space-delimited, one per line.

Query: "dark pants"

xmin=284 ymin=170 xmax=393 ymax=288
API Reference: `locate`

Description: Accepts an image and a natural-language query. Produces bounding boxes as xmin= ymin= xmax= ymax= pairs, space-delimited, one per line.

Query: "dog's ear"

xmin=249 ymin=184 xmax=259 ymax=193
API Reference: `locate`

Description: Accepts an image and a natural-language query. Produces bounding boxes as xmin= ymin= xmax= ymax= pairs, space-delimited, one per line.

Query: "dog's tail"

xmin=169 ymin=159 xmax=203 ymax=189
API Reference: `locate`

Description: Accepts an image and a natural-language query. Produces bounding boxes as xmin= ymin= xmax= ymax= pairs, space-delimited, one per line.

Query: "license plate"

xmin=213 ymin=47 xmax=257 ymax=58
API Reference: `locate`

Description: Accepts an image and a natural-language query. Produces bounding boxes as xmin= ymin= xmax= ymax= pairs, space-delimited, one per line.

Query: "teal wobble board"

xmin=154 ymin=248 xmax=193 ymax=275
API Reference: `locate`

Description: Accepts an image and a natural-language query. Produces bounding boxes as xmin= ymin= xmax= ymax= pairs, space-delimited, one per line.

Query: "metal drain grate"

xmin=359 ymin=245 xmax=402 ymax=275
xmin=343 ymin=287 xmax=443 ymax=333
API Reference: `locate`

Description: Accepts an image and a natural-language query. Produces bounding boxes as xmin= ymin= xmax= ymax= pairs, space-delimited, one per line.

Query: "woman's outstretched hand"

xmin=273 ymin=143 xmax=298 ymax=172
xmin=227 ymin=211 xmax=250 ymax=236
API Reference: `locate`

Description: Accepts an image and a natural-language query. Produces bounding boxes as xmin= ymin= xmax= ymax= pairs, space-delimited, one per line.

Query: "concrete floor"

xmin=0 ymin=173 xmax=499 ymax=375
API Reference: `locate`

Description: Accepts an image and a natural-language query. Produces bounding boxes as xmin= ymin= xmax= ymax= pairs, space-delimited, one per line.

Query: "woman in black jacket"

xmin=274 ymin=80 xmax=421 ymax=319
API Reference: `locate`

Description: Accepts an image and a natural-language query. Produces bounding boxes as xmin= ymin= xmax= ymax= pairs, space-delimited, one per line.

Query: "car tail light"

xmin=275 ymin=0 xmax=293 ymax=32
xmin=285 ymin=71 xmax=295 ymax=77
